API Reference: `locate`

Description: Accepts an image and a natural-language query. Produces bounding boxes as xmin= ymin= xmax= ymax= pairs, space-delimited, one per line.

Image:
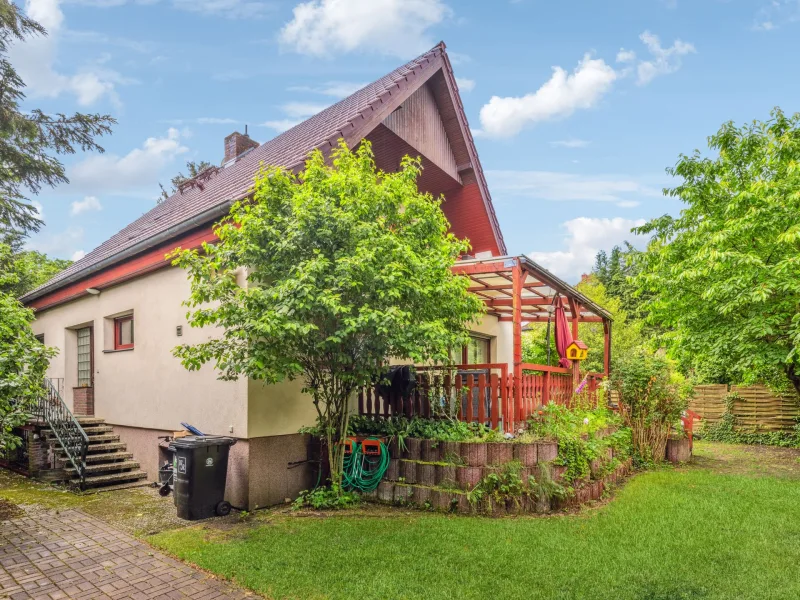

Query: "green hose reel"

xmin=342 ymin=437 xmax=390 ymax=493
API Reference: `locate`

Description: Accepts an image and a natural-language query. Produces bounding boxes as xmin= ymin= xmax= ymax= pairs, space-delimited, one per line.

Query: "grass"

xmin=4 ymin=443 xmax=800 ymax=599
xmin=0 ymin=468 xmax=190 ymax=536
xmin=145 ymin=441 xmax=800 ymax=600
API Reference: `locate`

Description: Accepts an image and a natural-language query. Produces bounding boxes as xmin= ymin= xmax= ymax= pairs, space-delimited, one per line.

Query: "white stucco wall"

xmin=31 ymin=266 xmax=248 ymax=437
xmin=470 ymin=313 xmax=513 ymax=366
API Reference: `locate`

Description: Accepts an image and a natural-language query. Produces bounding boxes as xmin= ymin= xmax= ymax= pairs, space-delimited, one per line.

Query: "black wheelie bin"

xmin=169 ymin=435 xmax=236 ymax=520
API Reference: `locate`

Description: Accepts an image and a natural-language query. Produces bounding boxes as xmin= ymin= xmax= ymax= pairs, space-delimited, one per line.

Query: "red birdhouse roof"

xmin=568 ymin=340 xmax=588 ymax=350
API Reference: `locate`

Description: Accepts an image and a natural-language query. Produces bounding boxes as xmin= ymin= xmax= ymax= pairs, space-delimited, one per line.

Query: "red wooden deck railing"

xmin=358 ymin=363 xmax=606 ymax=431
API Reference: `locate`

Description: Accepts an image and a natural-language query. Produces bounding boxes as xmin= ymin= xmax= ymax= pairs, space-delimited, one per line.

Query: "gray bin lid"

xmin=169 ymin=435 xmax=237 ymax=450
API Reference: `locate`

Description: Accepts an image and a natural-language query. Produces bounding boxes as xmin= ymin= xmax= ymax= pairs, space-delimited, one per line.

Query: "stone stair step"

xmin=68 ymin=460 xmax=140 ymax=475
xmin=83 ymin=452 xmax=134 ymax=464
xmin=79 ymin=425 xmax=114 ymax=434
xmin=75 ymin=417 xmax=105 ymax=426
xmin=58 ymin=442 xmax=127 ymax=455
xmin=73 ymin=470 xmax=148 ymax=487
xmin=82 ymin=480 xmax=153 ymax=493
xmin=86 ymin=434 xmax=121 ymax=443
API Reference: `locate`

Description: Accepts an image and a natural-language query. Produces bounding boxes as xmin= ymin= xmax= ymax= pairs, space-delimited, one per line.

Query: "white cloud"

xmin=280 ymin=0 xmax=451 ymax=58
xmin=28 ymin=226 xmax=85 ymax=260
xmin=31 ymin=201 xmax=45 ymax=221
xmin=259 ymin=101 xmax=330 ymax=133
xmin=260 ymin=119 xmax=302 ymax=133
xmin=70 ymin=196 xmax=102 ymax=215
xmin=636 ymin=31 xmax=695 ymax=85
xmin=616 ymin=48 xmax=636 ymax=63
xmin=550 ymin=139 xmax=590 ymax=148
xmin=455 ymin=77 xmax=475 ymax=92
xmin=71 ymin=249 xmax=86 ymax=261
xmin=486 ymin=170 xmax=662 ymax=207
xmin=281 ymin=102 xmax=330 ymax=118
xmin=11 ymin=0 xmax=132 ymax=107
xmin=753 ymin=0 xmax=800 ymax=30
xmin=69 ymin=128 xmax=188 ymax=196
xmin=528 ymin=217 xmax=648 ymax=282
xmin=287 ymin=81 xmax=366 ymax=98
xmin=479 ymin=54 xmax=617 ymax=138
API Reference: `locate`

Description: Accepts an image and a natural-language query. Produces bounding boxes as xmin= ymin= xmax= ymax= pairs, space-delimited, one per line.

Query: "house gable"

xmin=24 ymin=42 xmax=506 ymax=310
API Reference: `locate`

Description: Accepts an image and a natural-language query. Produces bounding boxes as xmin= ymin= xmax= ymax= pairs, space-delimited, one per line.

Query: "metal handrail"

xmin=35 ymin=379 xmax=90 ymax=490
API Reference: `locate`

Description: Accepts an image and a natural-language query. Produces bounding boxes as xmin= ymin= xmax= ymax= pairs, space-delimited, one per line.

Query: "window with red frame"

xmin=114 ymin=316 xmax=134 ymax=350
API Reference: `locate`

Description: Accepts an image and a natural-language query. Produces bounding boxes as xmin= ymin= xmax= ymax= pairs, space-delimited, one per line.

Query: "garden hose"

xmin=342 ymin=438 xmax=390 ymax=493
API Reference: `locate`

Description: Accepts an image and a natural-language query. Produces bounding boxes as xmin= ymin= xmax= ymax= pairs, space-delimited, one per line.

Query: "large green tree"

xmin=0 ymin=1 xmax=113 ymax=451
xmin=635 ymin=108 xmax=800 ymax=393
xmin=0 ymin=245 xmax=55 ymax=452
xmin=171 ymin=142 xmax=484 ymax=491
xmin=0 ymin=1 xmax=114 ymax=238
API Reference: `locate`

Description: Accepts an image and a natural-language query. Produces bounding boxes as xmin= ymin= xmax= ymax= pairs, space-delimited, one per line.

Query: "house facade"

xmin=22 ymin=43 xmax=612 ymax=509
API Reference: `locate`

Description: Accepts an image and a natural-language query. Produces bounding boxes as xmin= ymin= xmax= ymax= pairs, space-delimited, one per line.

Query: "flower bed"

xmin=349 ymin=405 xmax=633 ymax=515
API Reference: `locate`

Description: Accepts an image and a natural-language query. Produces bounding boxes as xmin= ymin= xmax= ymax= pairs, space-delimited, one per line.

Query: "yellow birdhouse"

xmin=566 ymin=340 xmax=589 ymax=361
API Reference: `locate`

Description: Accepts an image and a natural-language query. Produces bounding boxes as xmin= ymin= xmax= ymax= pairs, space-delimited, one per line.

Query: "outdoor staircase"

xmin=43 ymin=417 xmax=149 ymax=491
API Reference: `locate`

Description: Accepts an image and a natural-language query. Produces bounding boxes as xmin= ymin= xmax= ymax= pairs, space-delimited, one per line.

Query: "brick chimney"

xmin=223 ymin=130 xmax=259 ymax=163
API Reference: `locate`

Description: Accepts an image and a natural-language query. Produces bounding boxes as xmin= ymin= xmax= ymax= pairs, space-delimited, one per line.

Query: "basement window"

xmin=114 ymin=315 xmax=134 ymax=350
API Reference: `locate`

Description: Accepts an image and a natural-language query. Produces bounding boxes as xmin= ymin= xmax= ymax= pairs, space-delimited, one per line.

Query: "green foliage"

xmin=347 ymin=415 xmax=503 ymax=444
xmin=0 ymin=242 xmax=71 ymax=296
xmin=172 ymin=141 xmax=484 ymax=492
xmin=610 ymin=351 xmax=689 ymax=463
xmin=0 ymin=1 xmax=114 ymax=239
xmin=593 ymin=243 xmax=649 ymax=320
xmin=159 ymin=160 xmax=213 ymax=204
xmin=574 ymin=275 xmax=645 ymax=374
xmin=634 ymin=108 xmax=800 ymax=393
xmin=521 ymin=325 xmax=559 ymax=367
xmin=0 ymin=245 xmax=56 ymax=451
xmin=521 ymin=275 xmax=644 ymax=374
xmin=699 ymin=393 xmax=800 ymax=448
xmin=292 ymin=487 xmax=361 ymax=511
xmin=526 ymin=403 xmax=630 ymax=484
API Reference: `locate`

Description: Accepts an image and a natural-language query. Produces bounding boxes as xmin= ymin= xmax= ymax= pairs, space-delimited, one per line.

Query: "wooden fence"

xmin=358 ymin=364 xmax=604 ymax=431
xmin=689 ymin=384 xmax=800 ymax=432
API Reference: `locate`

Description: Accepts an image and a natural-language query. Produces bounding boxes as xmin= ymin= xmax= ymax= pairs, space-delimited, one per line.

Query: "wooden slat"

xmin=477 ymin=374 xmax=487 ymax=424
xmin=455 ymin=374 xmax=463 ymax=420
xmin=490 ymin=373 xmax=499 ymax=429
xmin=465 ymin=375 xmax=474 ymax=422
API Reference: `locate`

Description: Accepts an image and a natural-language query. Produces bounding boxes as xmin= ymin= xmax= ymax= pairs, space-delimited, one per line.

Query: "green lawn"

xmin=148 ymin=442 xmax=800 ymax=600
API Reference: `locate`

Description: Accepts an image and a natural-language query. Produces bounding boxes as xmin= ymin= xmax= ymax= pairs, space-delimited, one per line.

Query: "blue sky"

xmin=18 ymin=0 xmax=800 ymax=282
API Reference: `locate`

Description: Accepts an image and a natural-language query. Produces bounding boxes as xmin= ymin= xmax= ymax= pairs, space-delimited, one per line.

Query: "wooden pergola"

xmin=453 ymin=255 xmax=613 ymax=414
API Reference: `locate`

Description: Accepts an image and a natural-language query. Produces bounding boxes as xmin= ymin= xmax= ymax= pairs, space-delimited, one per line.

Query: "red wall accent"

xmin=28 ymin=226 xmax=218 ymax=312
xmin=442 ymin=183 xmax=502 ymax=257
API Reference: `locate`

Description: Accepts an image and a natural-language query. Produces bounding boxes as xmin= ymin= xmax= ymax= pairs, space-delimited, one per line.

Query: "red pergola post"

xmin=603 ymin=319 xmax=612 ymax=378
xmin=511 ymin=260 xmax=523 ymax=432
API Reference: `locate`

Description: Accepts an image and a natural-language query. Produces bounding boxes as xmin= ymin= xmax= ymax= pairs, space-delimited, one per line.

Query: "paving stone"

xmin=0 ymin=507 xmax=255 ymax=599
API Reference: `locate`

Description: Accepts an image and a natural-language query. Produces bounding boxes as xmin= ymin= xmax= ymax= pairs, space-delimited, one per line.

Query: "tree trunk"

xmin=785 ymin=364 xmax=800 ymax=397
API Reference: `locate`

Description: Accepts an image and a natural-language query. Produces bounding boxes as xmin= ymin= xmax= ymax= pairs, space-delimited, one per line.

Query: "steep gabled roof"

xmin=23 ymin=42 xmax=505 ymax=304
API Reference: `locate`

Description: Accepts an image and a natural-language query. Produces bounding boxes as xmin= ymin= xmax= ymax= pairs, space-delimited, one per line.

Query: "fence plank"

xmin=490 ymin=374 xmax=500 ymax=429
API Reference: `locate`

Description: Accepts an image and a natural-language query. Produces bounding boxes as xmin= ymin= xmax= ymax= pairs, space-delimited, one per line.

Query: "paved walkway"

xmin=0 ymin=508 xmax=256 ymax=600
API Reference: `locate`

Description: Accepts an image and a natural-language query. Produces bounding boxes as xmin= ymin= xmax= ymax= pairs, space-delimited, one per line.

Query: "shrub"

xmin=610 ymin=351 xmax=690 ymax=464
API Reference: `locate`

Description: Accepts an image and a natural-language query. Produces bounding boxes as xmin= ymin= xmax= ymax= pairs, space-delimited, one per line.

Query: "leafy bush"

xmin=346 ymin=415 xmax=504 ymax=445
xmin=610 ymin=351 xmax=689 ymax=464
xmin=525 ymin=403 xmax=631 ymax=485
xmin=292 ymin=487 xmax=361 ymax=511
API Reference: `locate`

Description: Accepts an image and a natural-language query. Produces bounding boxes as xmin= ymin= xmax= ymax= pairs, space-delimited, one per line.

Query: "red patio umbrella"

xmin=554 ymin=302 xmax=573 ymax=368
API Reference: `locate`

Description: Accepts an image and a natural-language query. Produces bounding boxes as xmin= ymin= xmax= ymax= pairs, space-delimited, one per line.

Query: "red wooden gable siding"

xmin=442 ymin=182 xmax=502 ymax=257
